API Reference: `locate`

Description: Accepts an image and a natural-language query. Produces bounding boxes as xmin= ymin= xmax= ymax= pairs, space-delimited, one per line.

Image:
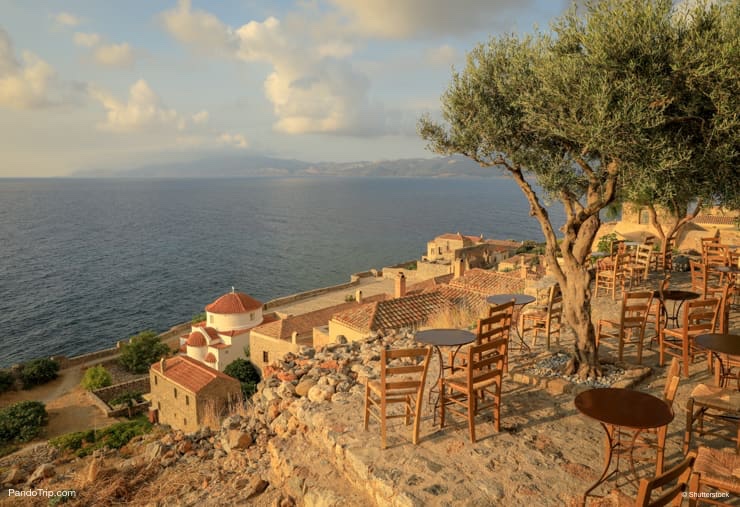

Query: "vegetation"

xmin=224 ymin=358 xmax=260 ymax=398
xmin=0 ymin=401 xmax=48 ymax=444
xmin=191 ymin=312 xmax=206 ymax=324
xmin=109 ymin=391 xmax=145 ymax=418
xmin=20 ymin=357 xmax=60 ymax=388
xmin=49 ymin=417 xmax=152 ymax=457
xmin=596 ymin=233 xmax=619 ymax=254
xmin=419 ymin=0 xmax=739 ymax=377
xmin=0 ymin=370 xmax=14 ymax=394
xmin=80 ymin=365 xmax=112 ymax=391
xmin=119 ymin=330 xmax=170 ymax=374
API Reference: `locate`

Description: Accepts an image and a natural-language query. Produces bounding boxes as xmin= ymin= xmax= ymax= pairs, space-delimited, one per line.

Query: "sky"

xmin=0 ymin=0 xmax=569 ymax=177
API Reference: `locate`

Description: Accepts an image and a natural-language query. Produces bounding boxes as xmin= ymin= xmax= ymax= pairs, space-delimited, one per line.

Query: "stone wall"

xmin=89 ymin=377 xmax=151 ymax=417
xmin=150 ymin=370 xmax=199 ymax=433
xmin=263 ymin=271 xmax=375 ymax=310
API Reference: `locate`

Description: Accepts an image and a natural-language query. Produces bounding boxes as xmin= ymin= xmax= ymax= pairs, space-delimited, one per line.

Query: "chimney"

xmin=454 ymin=258 xmax=465 ymax=279
xmin=159 ymin=357 xmax=166 ymax=375
xmin=291 ymin=331 xmax=298 ymax=344
xmin=355 ymin=289 xmax=363 ymax=304
xmin=395 ymin=272 xmax=406 ymax=299
xmin=520 ymin=259 xmax=528 ymax=280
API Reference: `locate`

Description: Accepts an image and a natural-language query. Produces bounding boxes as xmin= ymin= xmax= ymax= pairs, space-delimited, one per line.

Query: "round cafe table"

xmin=695 ymin=333 xmax=740 ymax=389
xmin=415 ymin=329 xmax=476 ymax=425
xmin=652 ymin=289 xmax=700 ymax=328
xmin=575 ymin=388 xmax=674 ymax=505
xmin=486 ymin=293 xmax=536 ymax=352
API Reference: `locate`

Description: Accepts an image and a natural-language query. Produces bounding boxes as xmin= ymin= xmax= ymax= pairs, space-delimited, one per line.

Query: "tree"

xmin=419 ymin=0 xmax=739 ymax=377
xmin=0 ymin=401 xmax=48 ymax=444
xmin=224 ymin=358 xmax=260 ymax=398
xmin=81 ymin=365 xmax=112 ymax=391
xmin=20 ymin=358 xmax=60 ymax=388
xmin=119 ymin=331 xmax=170 ymax=374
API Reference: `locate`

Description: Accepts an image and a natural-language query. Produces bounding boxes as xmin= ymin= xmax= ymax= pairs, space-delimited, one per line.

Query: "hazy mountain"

xmin=71 ymin=154 xmax=501 ymax=179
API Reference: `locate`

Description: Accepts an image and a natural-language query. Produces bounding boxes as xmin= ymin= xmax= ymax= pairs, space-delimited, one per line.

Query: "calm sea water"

xmin=0 ymin=177 xmax=565 ymax=367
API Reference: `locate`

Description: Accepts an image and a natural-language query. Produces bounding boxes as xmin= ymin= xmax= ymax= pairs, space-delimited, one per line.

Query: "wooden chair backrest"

xmin=663 ymin=358 xmax=681 ymax=406
xmin=703 ymin=243 xmax=730 ymax=267
xmin=644 ymin=235 xmax=656 ymax=247
xmin=482 ymin=300 xmax=514 ymax=343
xmin=621 ymin=290 xmax=654 ymax=331
xmin=466 ymin=337 xmax=507 ymax=387
xmin=613 ymin=252 xmax=632 ymax=276
xmin=689 ymin=260 xmax=709 ymax=297
xmin=548 ymin=284 xmax=563 ymax=318
xmin=610 ymin=239 xmax=626 ymax=257
xmin=707 ymin=284 xmax=732 ymax=334
xmin=380 ymin=347 xmax=431 ymax=395
xmin=682 ymin=298 xmax=720 ymax=335
xmin=634 ymin=452 xmax=695 ymax=507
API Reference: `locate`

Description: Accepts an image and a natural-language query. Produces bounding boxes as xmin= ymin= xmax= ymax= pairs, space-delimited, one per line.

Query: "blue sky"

xmin=0 ymin=0 xmax=568 ymax=176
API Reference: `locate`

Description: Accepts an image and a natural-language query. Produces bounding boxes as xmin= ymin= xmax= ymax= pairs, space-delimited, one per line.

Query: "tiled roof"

xmin=436 ymin=233 xmax=484 ymax=243
xmin=203 ymin=327 xmax=220 ymax=342
xmin=332 ymin=292 xmax=452 ymax=333
xmin=204 ymin=352 xmax=216 ymax=363
xmin=211 ymin=343 xmax=229 ymax=349
xmin=407 ymin=274 xmax=454 ymax=295
xmin=186 ymin=332 xmax=206 ymax=347
xmin=151 ymin=356 xmax=238 ymax=394
xmin=448 ymin=268 xmax=524 ymax=295
xmin=431 ymin=285 xmax=488 ymax=315
xmin=692 ymin=215 xmax=737 ymax=225
xmin=206 ymin=291 xmax=263 ymax=314
xmin=253 ymin=294 xmax=387 ymax=340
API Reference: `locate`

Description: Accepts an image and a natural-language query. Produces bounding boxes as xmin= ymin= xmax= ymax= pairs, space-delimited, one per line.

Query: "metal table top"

xmin=575 ymin=388 xmax=674 ymax=430
xmin=695 ymin=333 xmax=740 ymax=357
xmin=415 ymin=328 xmax=476 ymax=347
xmin=486 ymin=293 xmax=536 ymax=306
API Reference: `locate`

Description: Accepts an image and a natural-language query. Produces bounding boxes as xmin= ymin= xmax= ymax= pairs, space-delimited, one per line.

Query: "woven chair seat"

xmin=690 ymin=384 xmax=740 ymax=414
xmin=695 ymin=446 xmax=740 ymax=493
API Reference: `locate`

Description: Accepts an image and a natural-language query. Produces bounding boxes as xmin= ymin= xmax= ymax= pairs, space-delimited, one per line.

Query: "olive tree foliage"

xmin=418 ymin=0 xmax=739 ymax=378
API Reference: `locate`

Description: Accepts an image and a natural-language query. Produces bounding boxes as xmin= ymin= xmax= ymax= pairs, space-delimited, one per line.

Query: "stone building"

xmin=149 ymin=356 xmax=241 ymax=433
xmin=179 ymin=289 xmax=267 ymax=372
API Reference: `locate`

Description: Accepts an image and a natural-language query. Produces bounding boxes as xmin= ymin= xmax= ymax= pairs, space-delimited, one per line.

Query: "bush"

xmin=20 ymin=358 xmax=60 ymax=388
xmin=191 ymin=312 xmax=206 ymax=324
xmin=0 ymin=370 xmax=14 ymax=393
xmin=240 ymin=381 xmax=258 ymax=398
xmin=224 ymin=358 xmax=260 ymax=384
xmin=119 ymin=330 xmax=170 ymax=374
xmin=49 ymin=418 xmax=151 ymax=457
xmin=0 ymin=401 xmax=48 ymax=444
xmin=81 ymin=365 xmax=112 ymax=391
xmin=596 ymin=233 xmax=619 ymax=253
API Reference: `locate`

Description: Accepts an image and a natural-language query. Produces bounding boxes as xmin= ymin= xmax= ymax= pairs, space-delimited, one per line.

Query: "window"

xmin=154 ymin=375 xmax=158 ymax=385
xmin=157 ymin=402 xmax=161 ymax=410
xmin=263 ymin=351 xmax=269 ymax=363
xmin=209 ymin=314 xmax=213 ymax=323
xmin=639 ymin=208 xmax=650 ymax=225
xmin=183 ymin=418 xmax=187 ymax=426
xmin=173 ymin=388 xmax=177 ymax=399
xmin=185 ymin=395 xmax=189 ymax=406
xmin=250 ymin=312 xmax=255 ymax=320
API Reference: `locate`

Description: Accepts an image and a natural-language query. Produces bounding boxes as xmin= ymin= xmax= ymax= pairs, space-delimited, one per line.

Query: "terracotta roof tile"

xmin=151 ymin=356 xmax=239 ymax=394
xmin=430 ymin=285 xmax=488 ymax=315
xmin=203 ymin=327 xmax=220 ymax=342
xmin=407 ymin=274 xmax=454 ymax=295
xmin=448 ymin=268 xmax=524 ymax=296
xmin=206 ymin=291 xmax=263 ymax=314
xmin=332 ymin=292 xmax=451 ymax=333
xmin=186 ymin=332 xmax=206 ymax=347
xmin=692 ymin=215 xmax=737 ymax=225
xmin=204 ymin=352 xmax=216 ymax=363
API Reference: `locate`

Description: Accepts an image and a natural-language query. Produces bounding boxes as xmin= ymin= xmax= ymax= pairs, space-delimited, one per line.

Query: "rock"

xmin=295 ymin=378 xmax=317 ymax=397
xmin=160 ymin=433 xmax=174 ymax=446
xmin=27 ymin=463 xmax=54 ymax=485
xmin=245 ymin=477 xmax=269 ymax=499
xmin=3 ymin=467 xmax=25 ymax=485
xmin=307 ymin=384 xmax=334 ymax=403
xmin=177 ymin=439 xmax=193 ymax=454
xmin=86 ymin=458 xmax=101 ymax=484
xmin=277 ymin=382 xmax=296 ymax=399
xmin=145 ymin=442 xmax=164 ymax=461
xmin=222 ymin=415 xmax=242 ymax=431
xmin=223 ymin=429 xmax=253 ymax=452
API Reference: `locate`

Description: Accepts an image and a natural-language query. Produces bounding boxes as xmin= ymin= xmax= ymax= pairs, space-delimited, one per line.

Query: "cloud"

xmin=160 ymin=0 xmax=236 ymax=55
xmin=73 ymin=32 xmax=101 ymax=48
xmin=328 ymin=0 xmax=540 ymax=39
xmin=192 ymin=110 xmax=209 ymax=124
xmin=93 ymin=43 xmax=135 ymax=68
xmin=89 ymin=79 xmax=184 ymax=132
xmin=425 ymin=44 xmax=459 ymax=66
xmin=219 ymin=132 xmax=248 ymax=149
xmin=54 ymin=12 xmax=82 ymax=27
xmin=0 ymin=28 xmax=55 ymax=109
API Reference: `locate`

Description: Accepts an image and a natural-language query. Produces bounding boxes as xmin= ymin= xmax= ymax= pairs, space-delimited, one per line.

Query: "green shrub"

xmin=109 ymin=391 xmax=144 ymax=408
xmin=119 ymin=331 xmax=169 ymax=374
xmin=0 ymin=401 xmax=48 ymax=444
xmin=224 ymin=358 xmax=260 ymax=384
xmin=240 ymin=381 xmax=258 ymax=398
xmin=49 ymin=418 xmax=151 ymax=457
xmin=596 ymin=233 xmax=619 ymax=253
xmin=20 ymin=358 xmax=59 ymax=389
xmin=191 ymin=312 xmax=206 ymax=324
xmin=0 ymin=370 xmax=14 ymax=393
xmin=81 ymin=365 xmax=112 ymax=391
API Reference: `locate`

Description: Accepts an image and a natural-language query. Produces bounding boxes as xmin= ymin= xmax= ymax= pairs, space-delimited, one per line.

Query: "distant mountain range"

xmin=71 ymin=154 xmax=503 ymax=179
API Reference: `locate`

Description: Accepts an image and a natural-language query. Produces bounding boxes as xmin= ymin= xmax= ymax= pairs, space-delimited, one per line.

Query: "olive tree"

xmin=419 ymin=0 xmax=739 ymax=377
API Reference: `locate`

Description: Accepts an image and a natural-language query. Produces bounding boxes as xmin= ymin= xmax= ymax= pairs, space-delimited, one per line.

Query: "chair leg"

xmin=439 ymin=379 xmax=446 ymax=429
xmin=659 ymin=330 xmax=665 ymax=367
xmin=683 ymin=397 xmax=694 ymax=454
xmin=683 ymin=341 xmax=690 ymax=378
xmin=494 ymin=381 xmax=501 ymax=433
xmin=468 ymin=390 xmax=477 ymax=443
xmin=380 ymin=397 xmax=387 ymax=449
xmin=655 ymin=424 xmax=666 ymax=475
xmin=363 ymin=384 xmax=370 ymax=431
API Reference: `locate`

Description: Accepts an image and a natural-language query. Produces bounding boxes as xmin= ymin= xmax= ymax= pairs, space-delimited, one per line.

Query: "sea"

xmin=0 ymin=177 xmax=566 ymax=368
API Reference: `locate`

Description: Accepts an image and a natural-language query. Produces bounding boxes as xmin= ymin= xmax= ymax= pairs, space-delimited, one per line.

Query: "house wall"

xmin=328 ymin=320 xmax=367 ymax=344
xmin=313 ymin=326 xmax=331 ymax=349
xmin=207 ymin=309 xmax=263 ymax=331
xmin=249 ymin=331 xmax=302 ymax=375
xmin=196 ymin=378 xmax=242 ymax=429
xmin=149 ymin=370 xmax=198 ymax=433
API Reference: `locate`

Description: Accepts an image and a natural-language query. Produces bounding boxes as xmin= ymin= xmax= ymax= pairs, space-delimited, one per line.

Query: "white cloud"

xmin=219 ymin=132 xmax=248 ymax=149
xmin=192 ymin=110 xmax=209 ymax=124
xmin=328 ymin=0 xmax=539 ymax=39
xmin=73 ymin=32 xmax=101 ymax=48
xmin=425 ymin=44 xmax=459 ymax=66
xmin=54 ymin=12 xmax=82 ymax=27
xmin=160 ymin=0 xmax=236 ymax=55
xmin=0 ymin=28 xmax=55 ymax=109
xmin=93 ymin=43 xmax=135 ymax=68
xmin=90 ymin=79 xmax=183 ymax=132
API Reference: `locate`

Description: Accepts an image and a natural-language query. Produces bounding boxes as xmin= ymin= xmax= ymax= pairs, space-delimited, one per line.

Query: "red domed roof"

xmin=186 ymin=332 xmax=206 ymax=347
xmin=204 ymin=352 xmax=217 ymax=363
xmin=205 ymin=291 xmax=262 ymax=314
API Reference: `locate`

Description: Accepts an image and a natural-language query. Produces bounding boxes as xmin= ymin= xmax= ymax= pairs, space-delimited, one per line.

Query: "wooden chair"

xmin=596 ymin=252 xmax=632 ymax=300
xmin=652 ymin=237 xmax=675 ymax=272
xmin=690 ymin=446 xmax=740 ymax=506
xmin=364 ymin=347 xmax=431 ymax=449
xmin=621 ymin=358 xmax=681 ymax=475
xmin=628 ymin=244 xmax=653 ymax=286
xmin=684 ymin=383 xmax=740 ymax=454
xmin=704 ymin=243 xmax=731 ymax=285
xmin=452 ymin=301 xmax=513 ymax=372
xmin=633 ymin=452 xmax=696 ymax=507
xmin=659 ymin=298 xmax=720 ymax=377
xmin=521 ymin=284 xmax=562 ymax=349
xmin=440 ymin=337 xmax=506 ymax=443
xmin=596 ymin=290 xmax=654 ymax=364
